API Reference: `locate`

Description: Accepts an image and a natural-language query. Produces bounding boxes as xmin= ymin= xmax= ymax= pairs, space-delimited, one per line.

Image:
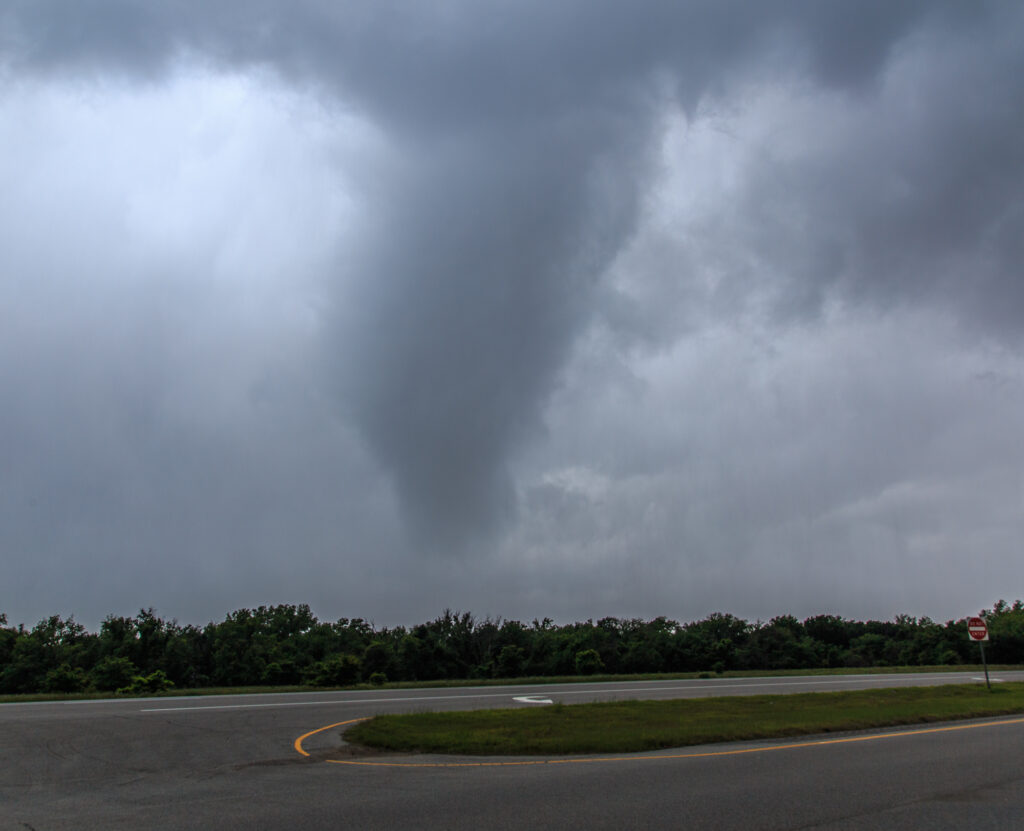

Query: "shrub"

xmin=90 ymin=656 xmax=139 ymax=691
xmin=117 ymin=670 xmax=175 ymax=695
xmin=44 ymin=663 xmax=87 ymax=693
xmin=304 ymin=654 xmax=361 ymax=687
xmin=575 ymin=649 xmax=604 ymax=675
xmin=261 ymin=660 xmax=300 ymax=686
xmin=368 ymin=672 xmax=388 ymax=686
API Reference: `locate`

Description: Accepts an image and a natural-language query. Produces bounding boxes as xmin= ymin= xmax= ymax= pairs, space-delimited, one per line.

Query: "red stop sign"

xmin=968 ymin=616 xmax=989 ymax=641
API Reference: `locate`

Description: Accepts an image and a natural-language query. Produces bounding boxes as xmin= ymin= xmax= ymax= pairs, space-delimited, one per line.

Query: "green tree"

xmin=986 ymin=600 xmax=1024 ymax=664
xmin=90 ymin=656 xmax=139 ymax=691
xmin=361 ymin=641 xmax=395 ymax=679
xmin=575 ymin=648 xmax=604 ymax=675
xmin=44 ymin=662 xmax=87 ymax=693
xmin=495 ymin=645 xmax=526 ymax=678
xmin=305 ymin=654 xmax=362 ymax=687
xmin=0 ymin=615 xmax=90 ymax=693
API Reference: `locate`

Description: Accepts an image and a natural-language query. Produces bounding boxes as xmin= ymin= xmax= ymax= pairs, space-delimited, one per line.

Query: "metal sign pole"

xmin=980 ymin=642 xmax=990 ymax=691
xmin=967 ymin=616 xmax=991 ymax=689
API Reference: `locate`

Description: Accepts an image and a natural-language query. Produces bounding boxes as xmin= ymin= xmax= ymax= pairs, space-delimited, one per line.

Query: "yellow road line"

xmin=295 ymin=715 xmax=1024 ymax=768
xmin=294 ymin=717 xmax=369 ymax=756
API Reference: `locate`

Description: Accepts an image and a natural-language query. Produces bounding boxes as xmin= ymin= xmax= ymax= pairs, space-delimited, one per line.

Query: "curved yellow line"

xmin=293 ymin=717 xmax=369 ymax=757
xmin=297 ymin=715 xmax=1024 ymax=768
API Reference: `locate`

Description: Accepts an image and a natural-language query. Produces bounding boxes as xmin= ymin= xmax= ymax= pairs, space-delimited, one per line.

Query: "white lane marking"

xmin=513 ymin=696 xmax=554 ymax=704
xmin=138 ymin=673 xmax=1007 ymax=713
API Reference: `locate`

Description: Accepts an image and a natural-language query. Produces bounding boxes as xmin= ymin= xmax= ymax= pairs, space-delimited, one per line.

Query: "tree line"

xmin=1 ymin=600 xmax=1022 ymax=695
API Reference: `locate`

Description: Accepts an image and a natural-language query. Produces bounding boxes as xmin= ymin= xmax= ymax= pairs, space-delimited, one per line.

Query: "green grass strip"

xmin=6 ymin=665 xmax=1021 ymax=704
xmin=1 ymin=665 xmax=1021 ymax=704
xmin=345 ymin=682 xmax=1024 ymax=756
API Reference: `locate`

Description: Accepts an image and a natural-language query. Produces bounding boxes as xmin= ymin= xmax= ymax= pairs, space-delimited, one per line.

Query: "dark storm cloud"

xmin=4 ymin=0 xmax=1021 ymax=555
xmin=716 ymin=3 xmax=1024 ymax=335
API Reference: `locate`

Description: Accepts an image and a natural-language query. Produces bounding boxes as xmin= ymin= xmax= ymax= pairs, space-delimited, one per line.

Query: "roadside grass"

xmin=0 ymin=684 xmax=313 ymax=704
xmin=0 ymin=665 xmax=1019 ymax=704
xmin=344 ymin=682 xmax=1024 ymax=756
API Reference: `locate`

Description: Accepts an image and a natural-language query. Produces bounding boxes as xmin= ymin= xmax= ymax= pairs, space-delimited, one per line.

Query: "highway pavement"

xmin=2 ymin=671 xmax=1024 ymax=829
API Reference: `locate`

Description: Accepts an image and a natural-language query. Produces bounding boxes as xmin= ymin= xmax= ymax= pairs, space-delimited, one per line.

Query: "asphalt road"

xmin=3 ymin=671 xmax=1024 ymax=830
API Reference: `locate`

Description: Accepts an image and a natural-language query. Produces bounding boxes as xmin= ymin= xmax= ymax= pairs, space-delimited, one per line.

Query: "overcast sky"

xmin=2 ymin=1 xmax=1022 ymax=630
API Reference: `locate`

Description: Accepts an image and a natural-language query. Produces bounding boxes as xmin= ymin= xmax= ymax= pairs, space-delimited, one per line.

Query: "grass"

xmin=344 ymin=682 xmax=1024 ymax=756
xmin=0 ymin=665 xmax=1018 ymax=704
xmin=0 ymin=684 xmax=314 ymax=704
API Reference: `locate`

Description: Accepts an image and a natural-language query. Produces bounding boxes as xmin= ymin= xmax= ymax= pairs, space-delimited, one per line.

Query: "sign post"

xmin=967 ymin=616 xmax=990 ymax=690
